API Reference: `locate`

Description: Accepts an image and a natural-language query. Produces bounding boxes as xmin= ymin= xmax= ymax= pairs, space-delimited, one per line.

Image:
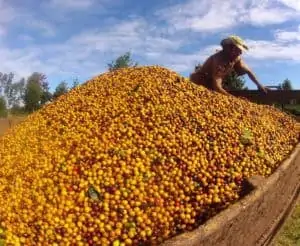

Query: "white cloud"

xmin=156 ymin=0 xmax=239 ymax=32
xmin=156 ymin=0 xmax=300 ymax=33
xmin=49 ymin=0 xmax=95 ymax=9
xmin=246 ymin=6 xmax=297 ymax=25
xmin=68 ymin=18 xmax=184 ymax=57
xmin=0 ymin=2 xmax=58 ymax=38
xmin=274 ymin=25 xmax=300 ymax=42
xmin=175 ymin=3 xmax=238 ymax=32
xmin=144 ymin=45 xmax=219 ymax=73
xmin=0 ymin=18 xmax=187 ymax=80
xmin=245 ymin=39 xmax=300 ymax=61
xmin=278 ymin=0 xmax=300 ymax=11
xmin=0 ymin=0 xmax=18 ymax=37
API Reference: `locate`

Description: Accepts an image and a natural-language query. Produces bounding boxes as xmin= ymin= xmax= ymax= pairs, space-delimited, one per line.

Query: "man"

xmin=190 ymin=35 xmax=269 ymax=96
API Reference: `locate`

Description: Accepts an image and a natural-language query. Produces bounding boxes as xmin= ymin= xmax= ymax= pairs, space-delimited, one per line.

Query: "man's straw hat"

xmin=220 ymin=35 xmax=249 ymax=51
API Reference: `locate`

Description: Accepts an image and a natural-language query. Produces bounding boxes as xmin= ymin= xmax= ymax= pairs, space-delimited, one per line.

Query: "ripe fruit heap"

xmin=0 ymin=66 xmax=298 ymax=246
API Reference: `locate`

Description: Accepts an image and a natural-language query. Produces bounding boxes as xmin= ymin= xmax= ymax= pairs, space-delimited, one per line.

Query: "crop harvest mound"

xmin=0 ymin=66 xmax=299 ymax=246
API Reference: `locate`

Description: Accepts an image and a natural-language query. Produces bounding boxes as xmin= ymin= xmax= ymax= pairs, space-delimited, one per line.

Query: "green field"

xmin=284 ymin=104 xmax=300 ymax=111
xmin=282 ymin=104 xmax=300 ymax=116
xmin=274 ymin=203 xmax=300 ymax=246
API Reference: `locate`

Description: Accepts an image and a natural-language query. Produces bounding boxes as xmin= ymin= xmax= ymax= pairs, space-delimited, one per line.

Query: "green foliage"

xmin=278 ymin=78 xmax=293 ymax=90
xmin=0 ymin=70 xmax=82 ymax=115
xmin=240 ymin=128 xmax=253 ymax=145
xmin=275 ymin=204 xmax=300 ymax=246
xmin=7 ymin=79 xmax=26 ymax=108
xmin=10 ymin=105 xmax=26 ymax=116
xmin=24 ymin=79 xmax=43 ymax=113
xmin=281 ymin=104 xmax=300 ymax=116
xmin=107 ymin=52 xmax=138 ymax=72
xmin=71 ymin=78 xmax=80 ymax=89
xmin=0 ymin=96 xmax=7 ymax=118
xmin=33 ymin=73 xmax=52 ymax=105
xmin=41 ymin=91 xmax=53 ymax=105
xmin=223 ymin=71 xmax=247 ymax=90
xmin=23 ymin=72 xmax=52 ymax=112
xmin=53 ymin=81 xmax=69 ymax=99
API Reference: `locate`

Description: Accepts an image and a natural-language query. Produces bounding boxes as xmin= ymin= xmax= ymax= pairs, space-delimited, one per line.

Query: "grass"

xmin=282 ymin=104 xmax=300 ymax=116
xmin=284 ymin=104 xmax=300 ymax=111
xmin=272 ymin=112 xmax=300 ymax=245
xmin=274 ymin=203 xmax=300 ymax=246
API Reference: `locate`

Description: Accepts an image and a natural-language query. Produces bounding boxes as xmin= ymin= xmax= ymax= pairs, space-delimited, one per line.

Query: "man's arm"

xmin=212 ymin=77 xmax=231 ymax=96
xmin=209 ymin=55 xmax=231 ymax=96
xmin=234 ymin=59 xmax=268 ymax=93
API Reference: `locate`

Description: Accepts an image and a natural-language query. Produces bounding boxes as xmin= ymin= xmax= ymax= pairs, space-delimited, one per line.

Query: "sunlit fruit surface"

xmin=0 ymin=66 xmax=298 ymax=246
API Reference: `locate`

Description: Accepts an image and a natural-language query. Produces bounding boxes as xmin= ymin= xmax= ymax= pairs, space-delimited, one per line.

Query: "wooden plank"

xmin=228 ymin=90 xmax=300 ymax=105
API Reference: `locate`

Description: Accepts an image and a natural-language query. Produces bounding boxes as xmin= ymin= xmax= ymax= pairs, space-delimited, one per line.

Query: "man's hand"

xmin=235 ymin=59 xmax=270 ymax=95
xmin=212 ymin=77 xmax=231 ymax=96
xmin=257 ymin=85 xmax=270 ymax=94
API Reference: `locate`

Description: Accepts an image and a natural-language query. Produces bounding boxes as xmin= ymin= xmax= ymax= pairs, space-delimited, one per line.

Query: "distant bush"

xmin=283 ymin=108 xmax=300 ymax=116
xmin=0 ymin=97 xmax=8 ymax=118
xmin=10 ymin=105 xmax=27 ymax=116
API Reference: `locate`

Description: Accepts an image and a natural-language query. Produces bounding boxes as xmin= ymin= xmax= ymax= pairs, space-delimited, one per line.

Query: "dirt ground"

xmin=0 ymin=116 xmax=25 ymax=136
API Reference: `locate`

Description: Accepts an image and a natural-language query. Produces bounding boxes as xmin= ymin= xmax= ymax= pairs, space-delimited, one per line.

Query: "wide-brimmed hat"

xmin=220 ymin=35 xmax=249 ymax=51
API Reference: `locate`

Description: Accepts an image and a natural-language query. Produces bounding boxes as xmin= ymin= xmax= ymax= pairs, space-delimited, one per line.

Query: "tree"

xmin=0 ymin=72 xmax=14 ymax=97
xmin=278 ymin=79 xmax=293 ymax=90
xmin=0 ymin=72 xmax=14 ymax=107
xmin=0 ymin=96 xmax=7 ymax=118
xmin=107 ymin=52 xmax=138 ymax=72
xmin=24 ymin=72 xmax=52 ymax=105
xmin=40 ymin=91 xmax=53 ymax=105
xmin=16 ymin=78 xmax=26 ymax=104
xmin=0 ymin=73 xmax=28 ymax=109
xmin=10 ymin=104 xmax=26 ymax=116
xmin=22 ymin=72 xmax=52 ymax=108
xmin=36 ymin=73 xmax=52 ymax=105
xmin=6 ymin=78 xmax=26 ymax=108
xmin=23 ymin=74 xmax=43 ymax=113
xmin=223 ymin=71 xmax=248 ymax=91
xmin=71 ymin=78 xmax=80 ymax=90
xmin=53 ymin=81 xmax=69 ymax=99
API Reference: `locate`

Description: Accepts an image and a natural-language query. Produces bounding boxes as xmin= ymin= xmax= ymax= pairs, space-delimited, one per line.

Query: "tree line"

xmin=0 ymin=51 xmax=294 ymax=117
xmin=0 ymin=72 xmax=79 ymax=117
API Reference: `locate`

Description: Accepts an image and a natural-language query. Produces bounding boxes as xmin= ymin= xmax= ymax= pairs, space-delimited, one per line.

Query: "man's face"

xmin=228 ymin=44 xmax=242 ymax=59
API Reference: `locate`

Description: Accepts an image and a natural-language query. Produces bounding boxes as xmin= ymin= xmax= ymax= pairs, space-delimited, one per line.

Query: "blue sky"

xmin=1 ymin=0 xmax=300 ymax=91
